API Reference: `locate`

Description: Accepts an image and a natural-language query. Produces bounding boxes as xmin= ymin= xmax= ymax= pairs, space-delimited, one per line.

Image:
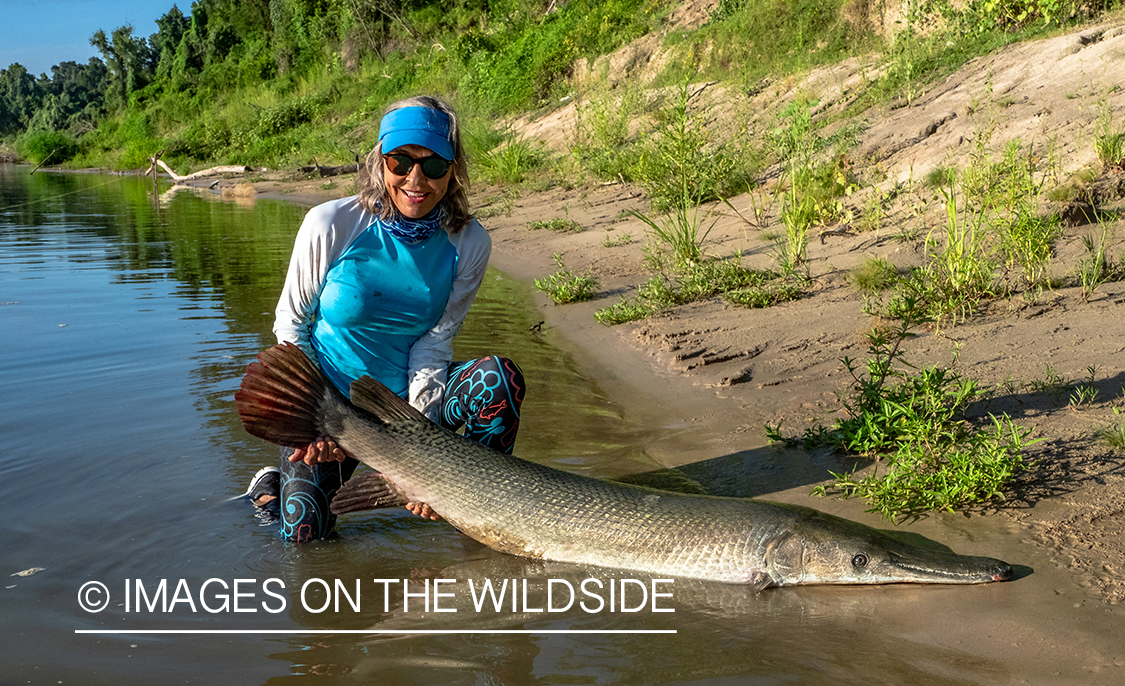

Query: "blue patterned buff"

xmin=378 ymin=205 xmax=446 ymax=244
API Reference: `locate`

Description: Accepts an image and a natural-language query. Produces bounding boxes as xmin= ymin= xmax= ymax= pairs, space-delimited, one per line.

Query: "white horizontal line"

xmin=76 ymin=629 xmax=676 ymax=635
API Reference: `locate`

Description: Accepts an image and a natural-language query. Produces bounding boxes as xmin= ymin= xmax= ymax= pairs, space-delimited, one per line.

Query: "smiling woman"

xmin=258 ymin=95 xmax=527 ymax=542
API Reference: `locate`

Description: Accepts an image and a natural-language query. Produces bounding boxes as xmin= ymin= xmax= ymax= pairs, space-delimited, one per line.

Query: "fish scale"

xmin=237 ymin=343 xmax=1014 ymax=588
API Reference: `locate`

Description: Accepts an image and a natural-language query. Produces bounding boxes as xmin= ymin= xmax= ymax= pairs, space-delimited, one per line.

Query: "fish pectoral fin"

xmin=330 ymin=471 xmax=408 ymax=515
xmin=748 ymin=572 xmax=776 ymax=594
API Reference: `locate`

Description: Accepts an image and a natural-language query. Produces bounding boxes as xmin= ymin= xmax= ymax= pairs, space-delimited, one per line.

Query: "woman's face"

xmin=383 ymin=144 xmax=452 ymax=219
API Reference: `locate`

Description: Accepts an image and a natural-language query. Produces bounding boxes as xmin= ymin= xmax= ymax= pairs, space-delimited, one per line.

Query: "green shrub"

xmin=478 ymin=140 xmax=544 ymax=185
xmin=18 ymin=130 xmax=79 ymax=165
xmin=535 ymin=254 xmax=600 ymax=304
xmin=768 ymin=301 xmax=1035 ymax=521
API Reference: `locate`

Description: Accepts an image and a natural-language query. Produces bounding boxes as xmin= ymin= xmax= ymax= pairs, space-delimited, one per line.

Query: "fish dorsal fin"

xmin=349 ymin=375 xmax=428 ymax=425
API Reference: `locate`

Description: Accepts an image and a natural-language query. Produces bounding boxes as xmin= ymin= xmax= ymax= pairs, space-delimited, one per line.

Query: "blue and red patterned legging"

xmin=278 ymin=356 xmax=524 ymax=542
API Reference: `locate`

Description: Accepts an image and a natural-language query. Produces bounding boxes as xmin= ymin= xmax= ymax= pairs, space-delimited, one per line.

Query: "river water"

xmin=1 ymin=166 xmax=1121 ymax=685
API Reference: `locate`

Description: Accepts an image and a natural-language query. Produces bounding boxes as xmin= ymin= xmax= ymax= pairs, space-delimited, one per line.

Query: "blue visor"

xmin=378 ymin=107 xmax=454 ymax=161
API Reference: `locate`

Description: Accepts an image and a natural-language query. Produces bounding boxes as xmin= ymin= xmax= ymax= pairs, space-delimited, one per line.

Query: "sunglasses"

xmin=383 ymin=152 xmax=452 ymax=179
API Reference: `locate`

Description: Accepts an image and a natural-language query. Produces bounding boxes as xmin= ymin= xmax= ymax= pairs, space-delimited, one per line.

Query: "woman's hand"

xmin=289 ymin=437 xmax=348 ymax=466
xmin=405 ymin=501 xmax=442 ymax=521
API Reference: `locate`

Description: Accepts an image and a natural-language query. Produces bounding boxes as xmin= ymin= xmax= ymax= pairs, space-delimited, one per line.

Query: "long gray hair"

xmin=356 ymin=96 xmax=472 ymax=234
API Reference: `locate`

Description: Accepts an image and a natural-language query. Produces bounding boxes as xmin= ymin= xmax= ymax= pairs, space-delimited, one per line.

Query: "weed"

xmin=849 ymin=257 xmax=900 ymax=293
xmin=769 ymin=298 xmax=1035 ymax=521
xmin=594 ymin=255 xmax=791 ymax=324
xmin=1094 ymin=99 xmax=1125 ymax=170
xmin=1099 ymin=416 xmax=1125 ymax=451
xmin=1095 ymin=132 xmax=1125 ymax=170
xmin=1077 ymin=221 xmax=1117 ymax=302
xmin=528 ymin=217 xmax=583 ymax=233
xmin=534 ymin=254 xmax=600 ymax=304
xmin=924 ymin=166 xmax=953 ymax=189
xmin=887 ymin=176 xmax=995 ymax=326
xmin=723 ymin=281 xmax=804 ymax=308
xmin=999 ymin=210 xmax=1060 ymax=291
xmin=628 ymin=193 xmax=715 ymax=268
xmin=594 ymin=297 xmax=657 ymax=325
xmin=1069 ymin=365 xmax=1100 ymax=408
xmin=1027 ymin=364 xmax=1069 ymax=403
xmin=571 ymin=81 xmax=643 ymax=181
xmin=477 ymin=139 xmax=544 ymax=185
xmin=602 ymin=232 xmax=633 ymax=247
xmin=773 ymin=191 xmax=813 ymax=278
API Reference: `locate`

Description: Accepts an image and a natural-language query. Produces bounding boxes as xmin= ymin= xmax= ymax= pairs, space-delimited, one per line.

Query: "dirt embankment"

xmin=484 ymin=21 xmax=1125 ymax=608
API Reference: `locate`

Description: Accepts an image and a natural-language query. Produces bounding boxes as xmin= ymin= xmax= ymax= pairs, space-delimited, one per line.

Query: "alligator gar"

xmin=236 ymin=343 xmax=1013 ymax=589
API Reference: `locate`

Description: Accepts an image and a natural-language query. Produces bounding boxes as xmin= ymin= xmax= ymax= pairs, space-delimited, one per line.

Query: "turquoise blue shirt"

xmin=312 ymin=222 xmax=457 ymax=398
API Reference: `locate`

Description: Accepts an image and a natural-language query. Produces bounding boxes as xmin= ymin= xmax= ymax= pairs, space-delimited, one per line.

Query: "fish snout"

xmin=992 ymin=561 xmax=1014 ymax=582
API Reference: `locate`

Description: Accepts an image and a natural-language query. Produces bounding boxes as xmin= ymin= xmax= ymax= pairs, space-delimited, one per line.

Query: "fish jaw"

xmin=762 ymin=505 xmax=1014 ymax=587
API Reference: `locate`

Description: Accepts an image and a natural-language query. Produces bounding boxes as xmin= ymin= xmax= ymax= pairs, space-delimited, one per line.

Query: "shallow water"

xmin=2 ymin=167 xmax=1121 ymax=685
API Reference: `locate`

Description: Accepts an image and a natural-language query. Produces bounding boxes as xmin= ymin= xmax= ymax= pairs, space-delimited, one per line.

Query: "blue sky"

xmin=0 ymin=0 xmax=178 ymax=76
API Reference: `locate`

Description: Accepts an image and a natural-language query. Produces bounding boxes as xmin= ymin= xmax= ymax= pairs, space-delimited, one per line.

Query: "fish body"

xmin=236 ymin=344 xmax=1012 ymax=589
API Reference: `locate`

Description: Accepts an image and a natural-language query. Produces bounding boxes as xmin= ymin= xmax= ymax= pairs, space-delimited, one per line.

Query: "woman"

xmin=250 ymin=96 xmax=524 ymax=542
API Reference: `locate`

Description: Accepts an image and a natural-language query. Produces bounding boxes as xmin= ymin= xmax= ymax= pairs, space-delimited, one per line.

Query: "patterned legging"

xmin=278 ymin=356 xmax=524 ymax=542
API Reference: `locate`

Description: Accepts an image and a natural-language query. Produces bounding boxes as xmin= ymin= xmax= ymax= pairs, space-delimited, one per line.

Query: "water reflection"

xmin=0 ymin=166 xmax=1042 ymax=686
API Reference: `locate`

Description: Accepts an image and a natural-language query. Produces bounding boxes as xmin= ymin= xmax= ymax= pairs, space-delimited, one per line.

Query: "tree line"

xmin=0 ymin=0 xmax=448 ymax=141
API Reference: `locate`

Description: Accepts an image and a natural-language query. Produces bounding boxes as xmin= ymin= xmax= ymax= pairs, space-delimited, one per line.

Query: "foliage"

xmin=850 ymin=256 xmax=900 ymax=293
xmin=594 ymin=254 xmax=798 ymax=325
xmin=527 ymin=217 xmax=582 ymax=233
xmin=1100 ymin=414 xmax=1125 ymax=451
xmin=630 ymin=84 xmax=759 ymax=210
xmin=534 ymin=254 xmax=600 ymax=304
xmin=1077 ymin=221 xmax=1123 ymax=301
xmin=477 ymin=139 xmax=544 ymax=185
xmin=767 ymin=299 xmax=1035 ymax=521
xmin=17 ymin=129 xmax=79 ymax=164
xmin=923 ymin=0 xmax=1110 ymax=35
xmin=678 ymin=0 xmax=875 ymax=88
xmin=628 ymin=199 xmax=712 ymax=268
xmin=1094 ymin=101 xmax=1125 ymax=170
xmin=2 ymin=0 xmax=1120 ymax=177
xmin=602 ymin=232 xmax=633 ymax=247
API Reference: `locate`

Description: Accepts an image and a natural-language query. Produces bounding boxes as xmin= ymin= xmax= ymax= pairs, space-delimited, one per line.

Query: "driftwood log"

xmin=298 ymin=157 xmax=359 ymax=178
xmin=146 ymin=151 xmax=250 ymax=183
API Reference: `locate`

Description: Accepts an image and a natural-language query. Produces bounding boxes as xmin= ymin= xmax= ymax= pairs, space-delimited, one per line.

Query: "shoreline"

xmin=237 ymin=167 xmax=1125 ymax=680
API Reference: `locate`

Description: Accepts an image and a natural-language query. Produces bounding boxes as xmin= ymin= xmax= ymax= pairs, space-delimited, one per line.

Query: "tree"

xmin=0 ymin=63 xmax=44 ymax=134
xmin=91 ymin=24 xmax=156 ymax=110
xmin=153 ymin=5 xmax=190 ymax=80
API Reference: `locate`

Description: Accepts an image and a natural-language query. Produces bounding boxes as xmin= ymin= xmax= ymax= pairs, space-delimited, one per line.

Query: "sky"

xmin=0 ymin=0 xmax=178 ymax=76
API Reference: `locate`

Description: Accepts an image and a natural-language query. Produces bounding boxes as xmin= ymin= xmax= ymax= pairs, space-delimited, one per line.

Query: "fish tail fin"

xmin=235 ymin=342 xmax=336 ymax=448
xmin=349 ymin=376 xmax=429 ymax=424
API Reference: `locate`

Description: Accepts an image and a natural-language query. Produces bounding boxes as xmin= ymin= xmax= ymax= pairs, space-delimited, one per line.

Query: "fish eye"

xmin=852 ymin=553 xmax=869 ymax=568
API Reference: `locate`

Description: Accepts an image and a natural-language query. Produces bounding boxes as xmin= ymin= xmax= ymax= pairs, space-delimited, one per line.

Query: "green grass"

xmin=1100 ymin=418 xmax=1125 ymax=450
xmin=594 ymin=255 xmax=799 ymax=325
xmin=602 ymin=232 xmax=633 ymax=247
xmin=477 ymin=140 xmax=545 ymax=185
xmin=534 ymin=254 xmax=600 ymax=304
xmin=528 ymin=217 xmax=583 ymax=233
xmin=767 ymin=299 xmax=1035 ymax=521
xmin=849 ymin=257 xmax=900 ymax=293
xmin=594 ymin=297 xmax=657 ymax=325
